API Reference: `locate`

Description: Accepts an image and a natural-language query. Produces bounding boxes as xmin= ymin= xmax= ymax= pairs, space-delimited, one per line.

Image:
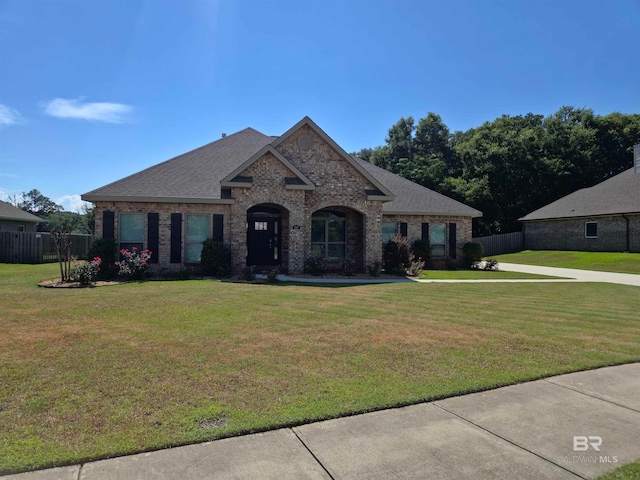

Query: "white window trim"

xmin=585 ymin=221 xmax=598 ymax=239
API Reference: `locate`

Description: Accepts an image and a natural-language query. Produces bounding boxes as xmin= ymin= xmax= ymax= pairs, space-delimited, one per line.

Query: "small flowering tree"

xmin=117 ymin=248 xmax=152 ymax=280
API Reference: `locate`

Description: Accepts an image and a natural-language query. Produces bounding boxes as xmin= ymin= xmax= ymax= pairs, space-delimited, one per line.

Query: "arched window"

xmin=311 ymin=209 xmax=346 ymax=259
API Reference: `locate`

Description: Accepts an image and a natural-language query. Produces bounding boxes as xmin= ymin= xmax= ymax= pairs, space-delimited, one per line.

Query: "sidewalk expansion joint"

xmin=432 ymin=403 xmax=586 ymax=480
xmin=542 ymin=379 xmax=640 ymax=414
xmin=76 ymin=464 xmax=84 ymax=480
xmin=290 ymin=428 xmax=336 ymax=480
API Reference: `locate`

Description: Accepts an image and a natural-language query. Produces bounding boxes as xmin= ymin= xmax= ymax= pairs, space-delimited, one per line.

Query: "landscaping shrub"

xmin=305 ymin=254 xmax=326 ymax=276
xmin=367 ymin=260 xmax=382 ymax=277
xmin=462 ymin=242 xmax=483 ymax=269
xmin=445 ymin=256 xmax=458 ymax=270
xmin=200 ymin=239 xmax=232 ymax=277
xmin=383 ymin=235 xmax=411 ymax=275
xmin=341 ymin=258 xmax=356 ymax=276
xmin=483 ymin=258 xmax=500 ymax=271
xmin=69 ymin=257 xmax=102 ymax=285
xmin=241 ymin=265 xmax=256 ymax=282
xmin=87 ymin=238 xmax=118 ymax=280
xmin=411 ymin=239 xmax=431 ymax=266
xmin=407 ymin=256 xmax=425 ymax=277
xmin=118 ymin=248 xmax=152 ymax=280
xmin=265 ymin=267 xmax=280 ymax=283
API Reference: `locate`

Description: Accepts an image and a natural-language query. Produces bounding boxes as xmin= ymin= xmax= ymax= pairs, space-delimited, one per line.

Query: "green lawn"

xmin=492 ymin=250 xmax=640 ymax=274
xmin=595 ymin=460 xmax=640 ymax=480
xmin=1 ymin=263 xmax=639 ymax=474
xmin=420 ymin=270 xmax=560 ymax=280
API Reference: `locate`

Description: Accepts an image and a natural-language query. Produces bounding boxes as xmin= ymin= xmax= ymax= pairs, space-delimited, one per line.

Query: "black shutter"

xmin=170 ymin=213 xmax=182 ymax=264
xmin=400 ymin=222 xmax=408 ymax=238
xmin=213 ymin=214 xmax=224 ymax=242
xmin=148 ymin=213 xmax=159 ymax=264
xmin=449 ymin=223 xmax=457 ymax=259
xmin=103 ymin=211 xmax=115 ymax=239
xmin=421 ymin=223 xmax=429 ymax=241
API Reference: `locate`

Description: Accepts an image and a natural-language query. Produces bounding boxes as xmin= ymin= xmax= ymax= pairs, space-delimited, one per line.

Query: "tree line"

xmin=11 ymin=189 xmax=94 ymax=234
xmin=355 ymin=107 xmax=640 ymax=235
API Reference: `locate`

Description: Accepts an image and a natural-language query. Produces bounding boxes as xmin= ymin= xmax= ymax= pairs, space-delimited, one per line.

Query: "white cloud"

xmin=0 ymin=104 xmax=23 ymax=126
xmin=57 ymin=194 xmax=90 ymax=213
xmin=43 ymin=98 xmax=133 ymax=123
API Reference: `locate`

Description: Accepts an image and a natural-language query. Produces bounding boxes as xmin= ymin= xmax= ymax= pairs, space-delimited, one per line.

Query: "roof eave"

xmin=0 ymin=215 xmax=41 ymax=223
xmin=383 ymin=210 xmax=483 ymax=218
xmin=82 ymin=195 xmax=235 ymax=205
xmin=520 ymin=210 xmax=640 ymax=222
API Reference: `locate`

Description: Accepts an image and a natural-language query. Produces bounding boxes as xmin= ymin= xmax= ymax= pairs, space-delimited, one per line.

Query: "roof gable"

xmin=272 ymin=117 xmax=395 ymax=200
xmin=221 ymin=145 xmax=315 ymax=190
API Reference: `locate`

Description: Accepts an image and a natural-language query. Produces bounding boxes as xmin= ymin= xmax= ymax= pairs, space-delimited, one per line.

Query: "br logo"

xmin=573 ymin=436 xmax=602 ymax=452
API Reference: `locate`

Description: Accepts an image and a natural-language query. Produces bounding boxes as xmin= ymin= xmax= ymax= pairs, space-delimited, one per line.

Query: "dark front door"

xmin=247 ymin=216 xmax=281 ymax=266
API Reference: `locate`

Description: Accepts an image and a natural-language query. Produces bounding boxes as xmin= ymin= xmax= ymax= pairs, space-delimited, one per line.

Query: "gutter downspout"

xmin=622 ymin=214 xmax=630 ymax=252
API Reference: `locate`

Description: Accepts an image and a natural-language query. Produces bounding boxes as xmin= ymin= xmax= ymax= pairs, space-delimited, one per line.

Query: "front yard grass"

xmin=492 ymin=250 xmax=640 ymax=274
xmin=420 ymin=270 xmax=561 ymax=280
xmin=1 ymin=263 xmax=639 ymax=474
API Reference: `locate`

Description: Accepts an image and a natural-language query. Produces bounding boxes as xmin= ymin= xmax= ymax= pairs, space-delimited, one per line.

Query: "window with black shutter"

xmin=148 ymin=213 xmax=159 ymax=263
xmin=170 ymin=213 xmax=182 ymax=263
xmin=103 ymin=211 xmax=115 ymax=239
xmin=213 ymin=214 xmax=224 ymax=242
xmin=448 ymin=223 xmax=457 ymax=259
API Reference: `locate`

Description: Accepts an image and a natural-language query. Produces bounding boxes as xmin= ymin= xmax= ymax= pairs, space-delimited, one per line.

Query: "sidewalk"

xmin=5 ymin=363 xmax=640 ymax=480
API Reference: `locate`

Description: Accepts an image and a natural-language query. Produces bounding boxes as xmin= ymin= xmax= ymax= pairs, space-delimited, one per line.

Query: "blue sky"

xmin=1 ymin=0 xmax=638 ymax=212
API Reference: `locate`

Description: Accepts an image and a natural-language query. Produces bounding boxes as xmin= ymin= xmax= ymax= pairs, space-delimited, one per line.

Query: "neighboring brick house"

xmin=81 ymin=117 xmax=481 ymax=273
xmin=0 ymin=201 xmax=41 ymax=233
xmin=519 ymin=144 xmax=640 ymax=253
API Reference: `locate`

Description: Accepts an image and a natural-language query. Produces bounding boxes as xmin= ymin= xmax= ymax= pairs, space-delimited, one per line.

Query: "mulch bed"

xmin=38 ymin=279 xmax=127 ymax=288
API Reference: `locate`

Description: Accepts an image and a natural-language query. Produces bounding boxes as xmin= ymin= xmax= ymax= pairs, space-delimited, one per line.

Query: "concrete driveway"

xmin=498 ymin=262 xmax=640 ymax=287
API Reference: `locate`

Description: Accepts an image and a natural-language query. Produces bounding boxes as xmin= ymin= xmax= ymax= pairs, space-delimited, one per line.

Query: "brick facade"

xmin=382 ymin=214 xmax=473 ymax=259
xmin=524 ymin=214 xmax=640 ymax=252
xmin=91 ymin=123 xmax=477 ymax=274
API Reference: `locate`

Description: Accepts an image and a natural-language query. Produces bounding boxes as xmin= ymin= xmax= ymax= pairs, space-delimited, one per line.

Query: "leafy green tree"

xmin=358 ymin=107 xmax=640 ymax=235
xmin=18 ymin=189 xmax=62 ymax=216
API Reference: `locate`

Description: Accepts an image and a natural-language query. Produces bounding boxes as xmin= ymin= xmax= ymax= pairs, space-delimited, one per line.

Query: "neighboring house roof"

xmin=82 ymin=118 xmax=481 ymax=217
xmin=0 ymin=201 xmax=42 ymax=223
xmin=519 ymin=167 xmax=640 ymax=221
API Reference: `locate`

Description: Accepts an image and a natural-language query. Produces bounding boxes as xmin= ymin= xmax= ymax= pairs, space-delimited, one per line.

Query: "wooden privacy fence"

xmin=0 ymin=232 xmax=94 ymax=264
xmin=472 ymin=231 xmax=524 ymax=257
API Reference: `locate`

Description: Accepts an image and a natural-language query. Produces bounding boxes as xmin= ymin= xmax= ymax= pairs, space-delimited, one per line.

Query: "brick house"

xmin=519 ymin=144 xmax=640 ymax=253
xmin=82 ymin=117 xmax=481 ymax=273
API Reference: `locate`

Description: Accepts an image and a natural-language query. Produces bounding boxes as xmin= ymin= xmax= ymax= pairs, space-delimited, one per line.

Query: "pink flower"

xmin=132 ymin=247 xmax=138 ymax=251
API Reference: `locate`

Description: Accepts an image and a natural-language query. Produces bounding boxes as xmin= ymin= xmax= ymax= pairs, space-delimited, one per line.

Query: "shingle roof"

xmin=355 ymin=157 xmax=482 ymax=217
xmin=82 ymin=122 xmax=481 ymax=217
xmin=519 ymin=167 xmax=640 ymax=221
xmin=0 ymin=201 xmax=42 ymax=223
xmin=82 ymin=128 xmax=273 ymax=202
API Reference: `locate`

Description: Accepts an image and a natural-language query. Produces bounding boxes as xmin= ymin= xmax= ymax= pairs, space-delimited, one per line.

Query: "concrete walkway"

xmin=5 ymin=363 xmax=640 ymax=480
xmin=498 ymin=263 xmax=640 ymax=287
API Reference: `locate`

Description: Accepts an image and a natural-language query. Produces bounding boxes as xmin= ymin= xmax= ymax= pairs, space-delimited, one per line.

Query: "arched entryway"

xmin=310 ymin=206 xmax=364 ymax=271
xmin=246 ymin=204 xmax=287 ymax=267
